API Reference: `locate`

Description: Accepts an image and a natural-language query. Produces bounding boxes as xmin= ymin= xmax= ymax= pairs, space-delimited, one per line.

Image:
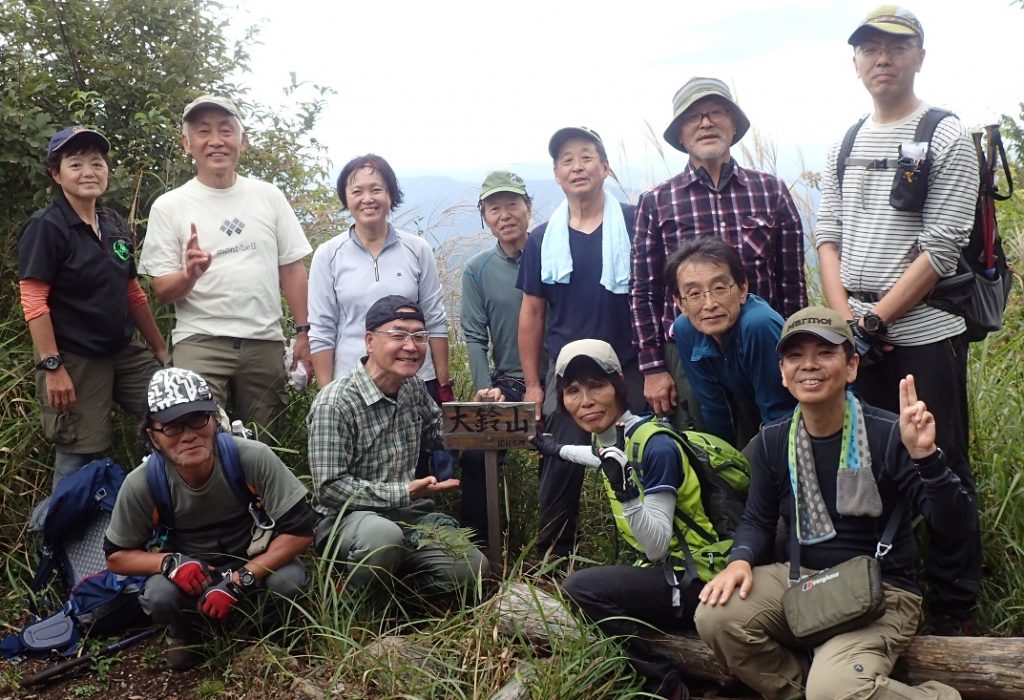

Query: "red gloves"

xmin=161 ymin=554 xmax=210 ymax=596
xmin=198 ymin=579 xmax=242 ymax=620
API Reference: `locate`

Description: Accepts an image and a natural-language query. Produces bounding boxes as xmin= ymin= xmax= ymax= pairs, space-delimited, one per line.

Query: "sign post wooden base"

xmin=441 ymin=401 xmax=536 ymax=568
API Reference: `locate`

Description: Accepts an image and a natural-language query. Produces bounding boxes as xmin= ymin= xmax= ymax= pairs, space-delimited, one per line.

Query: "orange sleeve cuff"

xmin=126 ymin=278 xmax=149 ymax=310
xmin=19 ymin=279 xmax=51 ymax=322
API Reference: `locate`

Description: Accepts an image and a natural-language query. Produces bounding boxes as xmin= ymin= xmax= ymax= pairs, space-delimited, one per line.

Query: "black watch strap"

xmin=293 ymin=324 xmax=311 ymax=334
xmin=36 ymin=354 xmax=63 ymax=371
xmin=237 ymin=566 xmax=256 ymax=589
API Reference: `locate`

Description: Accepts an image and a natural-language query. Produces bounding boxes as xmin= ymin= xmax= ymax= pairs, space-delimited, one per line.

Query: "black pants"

xmin=563 ymin=563 xmax=699 ymax=696
xmin=855 ymin=333 xmax=980 ymax=619
xmin=536 ymin=359 xmax=647 ymax=557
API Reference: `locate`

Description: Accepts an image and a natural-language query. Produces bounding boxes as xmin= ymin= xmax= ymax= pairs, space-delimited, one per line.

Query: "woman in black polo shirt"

xmin=18 ymin=126 xmax=167 ymax=490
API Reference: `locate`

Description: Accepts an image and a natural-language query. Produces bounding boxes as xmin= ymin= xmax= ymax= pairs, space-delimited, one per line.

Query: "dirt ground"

xmin=1 ymin=635 xmax=329 ymax=700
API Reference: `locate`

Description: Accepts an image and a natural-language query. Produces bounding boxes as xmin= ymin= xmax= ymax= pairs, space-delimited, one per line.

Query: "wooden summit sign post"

xmin=441 ymin=401 xmax=536 ymax=567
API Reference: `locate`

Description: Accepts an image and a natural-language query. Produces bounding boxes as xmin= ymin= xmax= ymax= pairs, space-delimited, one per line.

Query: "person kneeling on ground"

xmin=533 ymin=339 xmax=739 ymax=700
xmin=695 ymin=307 xmax=969 ymax=700
xmin=104 ymin=367 xmax=316 ymax=670
xmin=307 ymin=295 xmax=489 ymax=603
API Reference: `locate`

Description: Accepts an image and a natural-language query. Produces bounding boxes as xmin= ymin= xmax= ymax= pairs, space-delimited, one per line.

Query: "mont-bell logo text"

xmin=801 ymin=569 xmax=841 ymax=592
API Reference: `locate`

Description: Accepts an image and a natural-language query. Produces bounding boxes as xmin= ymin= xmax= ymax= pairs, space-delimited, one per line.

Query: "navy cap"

xmin=47 ymin=126 xmax=110 ymax=159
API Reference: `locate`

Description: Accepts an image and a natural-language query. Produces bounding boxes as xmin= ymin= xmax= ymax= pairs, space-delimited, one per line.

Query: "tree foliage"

xmin=0 ymin=0 xmax=343 ymax=319
xmin=0 ymin=0 xmax=343 ymax=575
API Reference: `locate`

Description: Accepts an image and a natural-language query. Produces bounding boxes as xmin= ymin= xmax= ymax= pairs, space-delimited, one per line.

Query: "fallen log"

xmin=495 ymin=581 xmax=1024 ymax=699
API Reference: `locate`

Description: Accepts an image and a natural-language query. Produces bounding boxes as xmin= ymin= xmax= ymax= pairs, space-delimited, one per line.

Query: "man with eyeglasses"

xmin=104 ymin=367 xmax=315 ymax=670
xmin=665 ymin=237 xmax=794 ymax=447
xmin=307 ymin=295 xmax=489 ymax=599
xmin=630 ymin=76 xmax=806 ymax=441
xmin=816 ymin=5 xmax=980 ymax=635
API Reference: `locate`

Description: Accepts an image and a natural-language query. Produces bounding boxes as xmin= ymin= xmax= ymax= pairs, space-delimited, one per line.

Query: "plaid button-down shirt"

xmin=308 ymin=360 xmax=443 ymax=518
xmin=630 ymin=161 xmax=807 ymax=372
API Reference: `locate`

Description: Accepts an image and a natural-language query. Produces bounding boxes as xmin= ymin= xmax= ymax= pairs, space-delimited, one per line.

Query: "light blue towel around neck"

xmin=539 ymin=191 xmax=630 ymax=294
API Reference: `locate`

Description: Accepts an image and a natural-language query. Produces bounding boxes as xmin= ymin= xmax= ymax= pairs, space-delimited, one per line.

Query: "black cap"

xmin=365 ymin=295 xmax=425 ymax=331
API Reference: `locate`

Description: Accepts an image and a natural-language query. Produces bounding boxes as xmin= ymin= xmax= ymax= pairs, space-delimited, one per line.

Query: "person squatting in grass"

xmin=532 ymin=339 xmax=736 ymax=700
xmin=695 ymin=307 xmax=970 ymax=700
xmin=308 ymin=295 xmax=489 ymax=603
xmin=665 ymin=236 xmax=794 ymax=449
xmin=104 ymin=367 xmax=316 ymax=671
xmin=18 ymin=125 xmax=167 ymax=491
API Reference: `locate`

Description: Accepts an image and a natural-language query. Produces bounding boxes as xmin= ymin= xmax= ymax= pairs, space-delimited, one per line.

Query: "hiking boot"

xmin=924 ymin=614 xmax=973 ymax=637
xmin=166 ymin=636 xmax=203 ymax=671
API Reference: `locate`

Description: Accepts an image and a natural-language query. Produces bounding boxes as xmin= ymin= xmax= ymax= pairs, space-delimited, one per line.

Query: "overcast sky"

xmin=233 ymin=0 xmax=1023 ymax=191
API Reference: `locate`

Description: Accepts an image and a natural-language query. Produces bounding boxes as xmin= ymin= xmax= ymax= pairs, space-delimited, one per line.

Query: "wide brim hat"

xmin=663 ymin=77 xmax=750 ymax=153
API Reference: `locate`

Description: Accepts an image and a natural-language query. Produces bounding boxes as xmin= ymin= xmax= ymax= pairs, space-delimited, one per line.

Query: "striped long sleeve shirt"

xmin=630 ymin=161 xmax=807 ymax=373
xmin=816 ymin=103 xmax=978 ymax=345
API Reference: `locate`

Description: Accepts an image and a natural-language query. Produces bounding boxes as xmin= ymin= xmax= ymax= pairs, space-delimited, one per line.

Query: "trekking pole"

xmin=20 ymin=626 xmax=160 ymax=688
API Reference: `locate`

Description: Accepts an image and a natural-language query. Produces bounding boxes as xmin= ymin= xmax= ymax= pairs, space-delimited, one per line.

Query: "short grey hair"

xmin=180 ymin=114 xmax=245 ymax=143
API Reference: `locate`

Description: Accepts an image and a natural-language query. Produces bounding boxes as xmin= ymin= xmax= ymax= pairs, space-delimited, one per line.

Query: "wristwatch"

xmin=236 ymin=566 xmax=256 ymax=589
xmin=862 ymin=311 xmax=887 ymax=336
xmin=36 ymin=354 xmax=63 ymax=371
xmin=293 ymin=324 xmax=311 ymax=334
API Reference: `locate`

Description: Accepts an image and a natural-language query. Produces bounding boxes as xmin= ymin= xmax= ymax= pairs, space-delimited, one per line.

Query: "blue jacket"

xmin=672 ymin=294 xmax=794 ymax=446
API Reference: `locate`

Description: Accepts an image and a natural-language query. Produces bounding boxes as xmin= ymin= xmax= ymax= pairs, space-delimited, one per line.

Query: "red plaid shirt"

xmin=630 ymin=161 xmax=806 ymax=372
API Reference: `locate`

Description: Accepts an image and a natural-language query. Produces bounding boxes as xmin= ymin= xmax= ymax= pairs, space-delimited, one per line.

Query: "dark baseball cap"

xmin=548 ymin=126 xmax=604 ymax=160
xmin=47 ymin=126 xmax=110 ymax=159
xmin=365 ymin=295 xmax=425 ymax=331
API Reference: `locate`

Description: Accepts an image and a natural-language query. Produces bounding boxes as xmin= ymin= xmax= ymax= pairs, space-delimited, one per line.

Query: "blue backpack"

xmin=2 ymin=459 xmax=148 ymax=660
xmin=145 ymin=432 xmax=273 ymax=552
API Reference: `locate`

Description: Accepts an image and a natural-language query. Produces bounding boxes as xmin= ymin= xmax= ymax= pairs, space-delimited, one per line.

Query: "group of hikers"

xmin=17 ymin=5 xmax=984 ymax=699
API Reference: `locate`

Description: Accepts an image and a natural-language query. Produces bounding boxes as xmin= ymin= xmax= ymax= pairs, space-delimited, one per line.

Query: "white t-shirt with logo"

xmin=140 ymin=176 xmax=312 ymax=343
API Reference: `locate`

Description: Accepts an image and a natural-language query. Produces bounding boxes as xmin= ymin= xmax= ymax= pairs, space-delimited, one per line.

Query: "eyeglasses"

xmin=149 ymin=412 xmax=213 ymax=437
xmin=373 ymin=329 xmax=430 ymax=345
xmin=855 ymin=43 xmax=917 ymax=60
xmin=681 ymin=283 xmax=737 ymax=307
xmin=681 ymin=107 xmax=730 ymax=128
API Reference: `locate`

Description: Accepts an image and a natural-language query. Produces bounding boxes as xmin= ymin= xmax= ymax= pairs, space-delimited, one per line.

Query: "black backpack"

xmin=837 ymin=108 xmax=1014 ymax=341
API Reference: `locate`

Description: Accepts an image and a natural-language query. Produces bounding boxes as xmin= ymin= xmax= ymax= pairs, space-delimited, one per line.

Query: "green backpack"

xmin=627 ymin=420 xmax=751 ymax=541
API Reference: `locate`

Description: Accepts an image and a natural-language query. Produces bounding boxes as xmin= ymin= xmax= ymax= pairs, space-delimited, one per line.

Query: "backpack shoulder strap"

xmin=216 ymin=433 xmax=273 ymax=528
xmin=145 ymin=451 xmax=175 ymax=532
xmin=836 ymin=116 xmax=869 ymax=192
xmin=216 ymin=433 xmax=256 ymax=507
xmin=914 ymin=107 xmax=954 ymax=143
